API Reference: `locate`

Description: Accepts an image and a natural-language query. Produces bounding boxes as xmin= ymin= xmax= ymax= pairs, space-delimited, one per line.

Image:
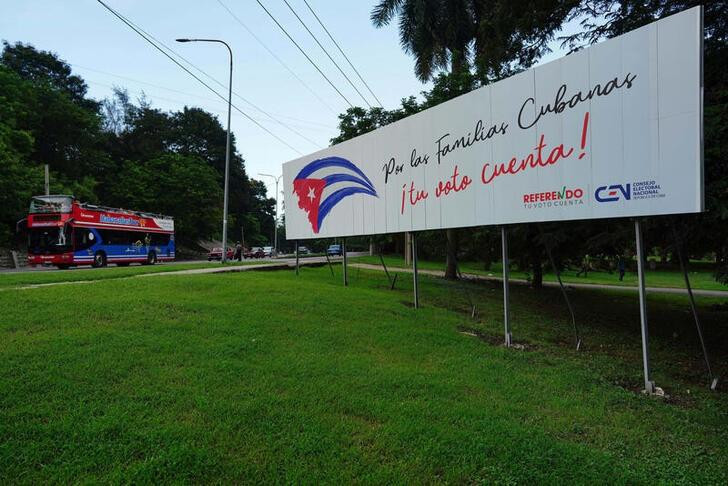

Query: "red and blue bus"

xmin=26 ymin=195 xmax=175 ymax=269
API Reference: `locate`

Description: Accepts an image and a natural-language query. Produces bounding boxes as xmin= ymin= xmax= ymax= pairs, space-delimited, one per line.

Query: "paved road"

xmin=2 ymin=252 xmax=368 ymax=290
xmin=351 ymin=263 xmax=728 ymax=298
xmin=7 ymin=254 xmax=725 ymax=298
xmin=0 ymin=252 xmax=366 ymax=275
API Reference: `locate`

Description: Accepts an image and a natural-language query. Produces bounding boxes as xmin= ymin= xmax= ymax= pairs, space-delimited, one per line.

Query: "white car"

xmin=262 ymin=246 xmax=274 ymax=257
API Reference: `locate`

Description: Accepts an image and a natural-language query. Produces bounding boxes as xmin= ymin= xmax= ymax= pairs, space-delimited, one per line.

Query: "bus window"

xmin=150 ymin=234 xmax=170 ymax=246
xmin=74 ymin=229 xmax=96 ymax=250
xmin=99 ymin=230 xmax=134 ymax=246
xmin=28 ymin=225 xmax=72 ymax=254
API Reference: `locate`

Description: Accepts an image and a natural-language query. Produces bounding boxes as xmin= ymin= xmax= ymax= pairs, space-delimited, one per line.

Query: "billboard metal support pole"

xmin=324 ymin=251 xmax=335 ymax=277
xmin=378 ymin=252 xmax=398 ymax=290
xmin=539 ymin=225 xmax=582 ymax=350
xmin=412 ymin=232 xmax=419 ymax=309
xmin=502 ymin=226 xmax=512 ymax=347
xmin=295 ymin=241 xmax=299 ymax=276
xmin=342 ymin=238 xmax=348 ymax=286
xmin=672 ymin=224 xmax=717 ymax=390
xmin=635 ymin=219 xmax=656 ymax=394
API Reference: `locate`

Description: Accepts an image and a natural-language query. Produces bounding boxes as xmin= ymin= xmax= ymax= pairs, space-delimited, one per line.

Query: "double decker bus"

xmin=26 ymin=195 xmax=175 ymax=269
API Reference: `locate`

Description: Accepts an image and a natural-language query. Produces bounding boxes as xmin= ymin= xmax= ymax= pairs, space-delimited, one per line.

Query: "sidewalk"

xmin=350 ymin=263 xmax=728 ymax=298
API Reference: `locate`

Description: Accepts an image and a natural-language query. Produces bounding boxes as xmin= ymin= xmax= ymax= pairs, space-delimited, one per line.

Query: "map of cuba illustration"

xmin=293 ymin=156 xmax=378 ymax=233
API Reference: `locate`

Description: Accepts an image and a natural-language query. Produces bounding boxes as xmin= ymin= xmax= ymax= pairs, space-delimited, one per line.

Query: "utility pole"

xmin=176 ymin=37 xmax=233 ymax=263
xmin=44 ymin=164 xmax=49 ymax=195
xmin=259 ymin=173 xmax=282 ymax=255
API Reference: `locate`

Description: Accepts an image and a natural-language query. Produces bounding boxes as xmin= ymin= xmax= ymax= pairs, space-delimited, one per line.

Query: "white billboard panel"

xmin=283 ymin=7 xmax=703 ymax=240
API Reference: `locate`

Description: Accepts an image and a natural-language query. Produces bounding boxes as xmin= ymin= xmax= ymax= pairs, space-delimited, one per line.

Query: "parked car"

xmin=298 ymin=245 xmax=310 ymax=255
xmin=208 ymin=247 xmax=234 ymax=261
xmin=262 ymin=246 xmax=274 ymax=257
xmin=244 ymin=247 xmax=265 ymax=259
xmin=327 ymin=244 xmax=342 ymax=256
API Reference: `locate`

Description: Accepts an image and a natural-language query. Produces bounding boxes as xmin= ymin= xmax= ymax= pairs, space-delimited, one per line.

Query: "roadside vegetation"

xmin=353 ymin=255 xmax=728 ymax=291
xmin=0 ymin=260 xmax=278 ymax=289
xmin=1 ymin=266 xmax=725 ymax=483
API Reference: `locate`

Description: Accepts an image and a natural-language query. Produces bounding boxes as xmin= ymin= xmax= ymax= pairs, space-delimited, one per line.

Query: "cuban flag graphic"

xmin=293 ymin=156 xmax=378 ymax=233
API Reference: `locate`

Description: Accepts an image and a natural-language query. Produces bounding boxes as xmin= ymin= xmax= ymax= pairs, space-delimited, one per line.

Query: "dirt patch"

xmin=457 ymin=325 xmax=534 ymax=350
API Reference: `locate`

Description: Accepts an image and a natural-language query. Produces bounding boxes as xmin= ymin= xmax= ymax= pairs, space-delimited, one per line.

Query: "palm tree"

xmin=373 ymin=0 xmax=475 ymax=278
xmin=371 ymin=0 xmax=474 ymax=81
xmin=373 ymin=1 xmax=576 ymax=280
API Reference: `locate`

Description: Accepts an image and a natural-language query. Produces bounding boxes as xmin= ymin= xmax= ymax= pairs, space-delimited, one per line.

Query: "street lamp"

xmin=176 ymin=37 xmax=233 ymax=263
xmin=259 ymin=173 xmax=282 ymax=254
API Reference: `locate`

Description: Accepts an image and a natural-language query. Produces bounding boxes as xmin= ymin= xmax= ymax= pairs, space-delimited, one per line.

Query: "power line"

xmin=253 ymin=0 xmax=354 ymax=109
xmin=214 ymin=0 xmax=337 ymax=115
xmin=108 ymin=5 xmax=322 ymax=149
xmin=86 ymin=79 xmax=329 ymax=133
xmin=281 ymin=0 xmax=371 ymax=108
xmin=302 ymin=0 xmax=383 ymax=107
xmin=75 ymin=64 xmax=336 ymax=131
xmin=96 ymin=0 xmax=310 ymax=153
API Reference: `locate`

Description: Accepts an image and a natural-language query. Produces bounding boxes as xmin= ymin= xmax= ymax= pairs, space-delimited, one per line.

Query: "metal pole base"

xmin=412 ymin=232 xmax=419 ymax=309
xmin=295 ymin=241 xmax=299 ymax=276
xmin=342 ymin=238 xmax=348 ymax=286
xmin=502 ymin=226 xmax=512 ymax=347
xmin=635 ymin=219 xmax=656 ymax=394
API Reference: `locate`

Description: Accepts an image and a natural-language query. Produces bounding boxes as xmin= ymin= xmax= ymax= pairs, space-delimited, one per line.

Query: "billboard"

xmin=283 ymin=7 xmax=703 ymax=240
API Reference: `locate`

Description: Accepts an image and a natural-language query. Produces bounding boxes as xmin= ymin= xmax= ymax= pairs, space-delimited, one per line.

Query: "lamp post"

xmin=259 ymin=173 xmax=282 ymax=254
xmin=176 ymin=37 xmax=233 ymax=263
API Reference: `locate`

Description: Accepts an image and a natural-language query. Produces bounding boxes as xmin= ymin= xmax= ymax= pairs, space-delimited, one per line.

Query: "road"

xmin=0 ymin=252 xmax=367 ymax=275
xmin=5 ymin=253 xmax=726 ymax=298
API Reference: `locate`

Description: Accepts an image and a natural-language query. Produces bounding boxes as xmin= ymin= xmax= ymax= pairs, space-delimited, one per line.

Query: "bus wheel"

xmin=146 ymin=251 xmax=157 ymax=265
xmin=92 ymin=251 xmax=107 ymax=268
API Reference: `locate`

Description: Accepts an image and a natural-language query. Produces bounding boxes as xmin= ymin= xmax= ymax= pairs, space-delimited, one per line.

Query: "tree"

xmin=108 ymin=154 xmax=223 ymax=243
xmin=472 ymin=0 xmax=578 ymax=82
xmin=372 ymin=1 xmax=577 ymax=279
xmin=561 ymin=0 xmax=728 ymax=283
xmin=0 ymin=43 xmax=111 ymax=184
xmin=0 ymin=42 xmax=277 ymax=250
xmin=1 ymin=41 xmax=98 ymax=110
xmin=373 ymin=1 xmax=475 ymax=277
xmin=331 ymin=96 xmax=421 ymax=145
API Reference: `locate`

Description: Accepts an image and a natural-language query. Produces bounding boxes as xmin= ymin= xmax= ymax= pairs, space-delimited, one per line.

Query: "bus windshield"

xmin=28 ymin=225 xmax=72 ymax=254
xmin=29 ymin=195 xmax=72 ymax=214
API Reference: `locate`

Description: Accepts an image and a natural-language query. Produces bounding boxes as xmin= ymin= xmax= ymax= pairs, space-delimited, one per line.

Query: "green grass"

xmin=1 ymin=266 xmax=726 ymax=483
xmin=353 ymin=254 xmax=728 ymax=291
xmin=0 ymin=260 xmax=278 ymax=289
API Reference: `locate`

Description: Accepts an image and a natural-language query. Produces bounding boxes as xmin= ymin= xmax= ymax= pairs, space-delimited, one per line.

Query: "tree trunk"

xmin=404 ymin=232 xmax=412 ymax=266
xmin=441 ymin=58 xmax=468 ymax=280
xmin=445 ymin=229 xmax=458 ymax=279
xmin=527 ymin=224 xmax=543 ymax=289
xmin=531 ymin=257 xmax=543 ymax=289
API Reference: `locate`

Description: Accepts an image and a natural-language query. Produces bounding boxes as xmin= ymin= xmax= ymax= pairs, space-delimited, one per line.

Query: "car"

xmin=327 ymin=244 xmax=342 ymax=256
xmin=262 ymin=246 xmax=274 ymax=257
xmin=208 ymin=247 xmax=234 ymax=261
xmin=244 ymin=247 xmax=265 ymax=259
xmin=298 ymin=246 xmax=310 ymax=255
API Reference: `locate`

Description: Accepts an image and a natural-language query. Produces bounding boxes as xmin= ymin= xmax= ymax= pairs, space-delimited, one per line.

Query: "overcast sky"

xmin=2 ymin=0 xmax=573 ymax=209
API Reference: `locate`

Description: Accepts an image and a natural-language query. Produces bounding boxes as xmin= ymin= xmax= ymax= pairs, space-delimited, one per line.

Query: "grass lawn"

xmin=1 ymin=265 xmax=726 ymax=483
xmin=0 ymin=260 xmax=278 ymax=289
xmin=353 ymin=254 xmax=728 ymax=291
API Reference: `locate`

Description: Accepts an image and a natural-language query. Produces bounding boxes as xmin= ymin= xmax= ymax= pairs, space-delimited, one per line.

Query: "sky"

xmin=1 ymin=0 xmax=575 ymax=212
